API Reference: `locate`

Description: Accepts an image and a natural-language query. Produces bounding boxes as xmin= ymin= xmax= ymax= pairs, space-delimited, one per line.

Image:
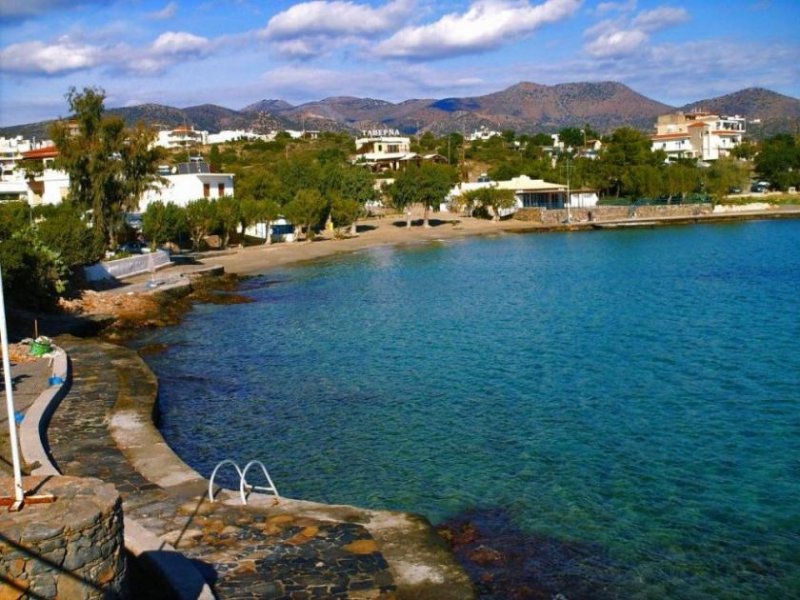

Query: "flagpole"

xmin=0 ymin=264 xmax=25 ymax=509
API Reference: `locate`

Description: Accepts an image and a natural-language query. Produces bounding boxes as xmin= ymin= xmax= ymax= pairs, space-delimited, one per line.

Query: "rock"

xmin=344 ymin=539 xmax=379 ymax=555
xmin=467 ymin=545 xmax=503 ymax=566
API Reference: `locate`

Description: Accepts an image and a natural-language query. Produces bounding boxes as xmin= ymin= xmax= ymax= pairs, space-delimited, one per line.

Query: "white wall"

xmin=38 ymin=169 xmax=70 ymax=206
xmin=84 ymin=250 xmax=171 ymax=282
xmin=139 ymin=173 xmax=235 ymax=211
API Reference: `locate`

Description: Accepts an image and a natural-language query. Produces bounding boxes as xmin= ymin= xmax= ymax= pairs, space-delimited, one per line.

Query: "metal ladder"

xmin=208 ymin=459 xmax=280 ymax=505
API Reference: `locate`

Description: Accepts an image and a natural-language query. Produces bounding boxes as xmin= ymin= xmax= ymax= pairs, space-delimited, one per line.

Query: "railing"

xmin=208 ymin=459 xmax=280 ymax=505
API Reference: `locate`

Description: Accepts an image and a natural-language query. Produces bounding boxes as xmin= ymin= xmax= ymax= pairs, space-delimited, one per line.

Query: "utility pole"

xmin=565 ymin=159 xmax=572 ymax=224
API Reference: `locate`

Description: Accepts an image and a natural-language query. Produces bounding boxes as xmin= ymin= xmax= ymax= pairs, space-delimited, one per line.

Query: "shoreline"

xmin=188 ymin=206 xmax=800 ymax=279
xmin=59 ymin=206 xmax=800 ymax=336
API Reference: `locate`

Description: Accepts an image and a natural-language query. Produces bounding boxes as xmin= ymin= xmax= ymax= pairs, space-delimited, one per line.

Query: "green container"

xmin=30 ymin=340 xmax=52 ymax=356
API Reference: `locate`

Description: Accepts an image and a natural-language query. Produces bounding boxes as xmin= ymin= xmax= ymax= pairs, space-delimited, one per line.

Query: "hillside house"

xmin=651 ymin=111 xmax=745 ymax=161
xmin=468 ymin=127 xmax=501 ymax=141
xmin=154 ymin=126 xmax=209 ymax=149
xmin=207 ymin=130 xmax=272 ymax=144
xmin=353 ymin=135 xmax=447 ymax=173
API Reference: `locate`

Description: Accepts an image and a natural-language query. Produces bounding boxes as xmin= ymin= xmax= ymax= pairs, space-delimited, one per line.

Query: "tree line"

xmin=2 ymin=86 xmax=799 ymax=309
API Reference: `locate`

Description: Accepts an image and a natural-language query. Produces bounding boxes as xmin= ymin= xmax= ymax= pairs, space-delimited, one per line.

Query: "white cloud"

xmin=260 ymin=63 xmax=491 ymax=103
xmin=263 ymin=0 xmax=412 ymax=40
xmin=150 ymin=31 xmax=209 ymax=55
xmin=0 ymin=37 xmax=101 ymax=74
xmin=632 ymin=6 xmax=689 ymax=32
xmin=585 ymin=29 xmax=647 ymax=57
xmin=583 ymin=3 xmax=690 ymax=58
xmin=376 ymin=0 xmax=582 ymax=60
xmin=0 ymin=30 xmax=211 ymax=77
xmin=594 ymin=0 xmax=636 ymax=15
xmin=272 ymin=39 xmax=319 ymax=59
xmin=0 ymin=0 xmax=110 ymax=19
xmin=518 ymin=38 xmax=800 ymax=105
xmin=148 ymin=1 xmax=179 ymax=20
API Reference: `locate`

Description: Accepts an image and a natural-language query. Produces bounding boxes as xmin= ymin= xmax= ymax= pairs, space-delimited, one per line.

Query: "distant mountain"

xmin=680 ymin=88 xmax=800 ymax=136
xmin=419 ymin=81 xmax=673 ymax=133
xmin=241 ymin=99 xmax=294 ymax=113
xmin=2 ymin=82 xmax=798 ymax=140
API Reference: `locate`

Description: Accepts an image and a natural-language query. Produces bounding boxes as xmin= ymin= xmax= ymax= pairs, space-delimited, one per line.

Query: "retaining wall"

xmin=515 ymin=204 xmax=713 ymax=224
xmin=83 ymin=251 xmax=171 ymax=283
xmin=0 ymin=476 xmax=126 ymax=599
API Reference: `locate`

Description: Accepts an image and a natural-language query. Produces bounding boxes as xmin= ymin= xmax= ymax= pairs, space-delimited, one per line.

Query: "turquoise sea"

xmin=138 ymin=220 xmax=800 ymax=598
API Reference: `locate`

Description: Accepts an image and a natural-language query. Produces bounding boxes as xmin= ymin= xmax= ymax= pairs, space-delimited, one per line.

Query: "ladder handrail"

xmin=208 ymin=459 xmax=243 ymax=502
xmin=240 ymin=460 xmax=280 ymax=504
xmin=208 ymin=459 xmax=280 ymax=505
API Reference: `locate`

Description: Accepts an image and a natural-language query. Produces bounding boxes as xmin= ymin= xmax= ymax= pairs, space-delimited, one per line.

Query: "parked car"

xmin=117 ymin=241 xmax=148 ymax=254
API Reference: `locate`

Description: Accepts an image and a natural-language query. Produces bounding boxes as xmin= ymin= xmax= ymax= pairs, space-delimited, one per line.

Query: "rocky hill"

xmin=2 ymin=82 xmax=797 ymax=140
xmin=680 ymin=87 xmax=800 ymax=136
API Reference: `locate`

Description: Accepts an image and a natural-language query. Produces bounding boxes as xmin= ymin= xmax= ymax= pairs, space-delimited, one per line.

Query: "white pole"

xmin=0 ymin=265 xmax=25 ymax=506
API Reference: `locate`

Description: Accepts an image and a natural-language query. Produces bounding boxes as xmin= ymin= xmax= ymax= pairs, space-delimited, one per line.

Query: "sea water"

xmin=138 ymin=220 xmax=800 ymax=598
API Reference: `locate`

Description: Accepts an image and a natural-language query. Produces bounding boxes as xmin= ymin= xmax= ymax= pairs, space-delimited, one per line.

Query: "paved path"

xmin=46 ymin=337 xmax=398 ymax=599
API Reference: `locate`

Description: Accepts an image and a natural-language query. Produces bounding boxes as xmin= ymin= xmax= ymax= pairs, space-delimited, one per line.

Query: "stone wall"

xmin=83 ymin=250 xmax=171 ymax=283
xmin=515 ymin=204 xmax=713 ymax=225
xmin=0 ymin=476 xmax=126 ymax=599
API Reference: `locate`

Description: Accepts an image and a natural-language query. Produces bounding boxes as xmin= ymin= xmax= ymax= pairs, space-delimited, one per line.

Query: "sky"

xmin=0 ymin=0 xmax=798 ymax=127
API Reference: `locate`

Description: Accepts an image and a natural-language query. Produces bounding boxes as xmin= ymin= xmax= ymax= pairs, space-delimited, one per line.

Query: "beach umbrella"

xmin=0 ymin=264 xmax=24 ymax=510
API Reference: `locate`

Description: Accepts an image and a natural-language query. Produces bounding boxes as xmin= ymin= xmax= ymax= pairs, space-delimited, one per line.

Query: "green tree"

xmin=284 ymin=188 xmax=326 ymax=241
xmin=330 ymin=193 xmax=363 ymax=236
xmin=0 ymin=228 xmax=67 ymax=310
xmin=50 ymin=87 xmax=163 ymax=250
xmin=558 ymin=127 xmax=586 ymax=149
xmin=390 ymin=163 xmax=457 ymax=228
xmin=622 ymin=165 xmax=663 ymax=199
xmin=255 ymin=199 xmax=281 ymax=244
xmin=600 ymin=127 xmax=660 ymax=198
xmin=216 ymin=195 xmax=239 ymax=248
xmin=35 ymin=203 xmax=102 ymax=273
xmin=0 ymin=201 xmax=30 ymax=239
xmin=664 ymin=163 xmax=701 ymax=202
xmin=335 ymin=166 xmax=377 ymax=235
xmin=143 ymin=201 xmax=187 ymax=249
xmin=755 ymin=134 xmax=800 ymax=190
xmin=208 ymin=144 xmax=222 ymax=172
xmin=185 ymin=198 xmax=217 ymax=250
xmin=703 ymin=157 xmax=749 ymax=201
xmin=462 ymin=186 xmax=517 ymax=221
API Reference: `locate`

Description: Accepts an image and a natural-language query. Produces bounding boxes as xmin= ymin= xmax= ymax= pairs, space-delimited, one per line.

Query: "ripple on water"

xmin=139 ymin=221 xmax=800 ymax=599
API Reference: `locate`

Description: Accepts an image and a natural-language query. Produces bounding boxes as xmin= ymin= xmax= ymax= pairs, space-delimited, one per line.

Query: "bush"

xmin=0 ymin=229 xmax=67 ymax=310
xmin=36 ymin=204 xmax=103 ymax=273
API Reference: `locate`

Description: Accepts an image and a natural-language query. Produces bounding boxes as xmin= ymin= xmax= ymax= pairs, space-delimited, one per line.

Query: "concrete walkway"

xmin=42 ymin=336 xmax=473 ymax=600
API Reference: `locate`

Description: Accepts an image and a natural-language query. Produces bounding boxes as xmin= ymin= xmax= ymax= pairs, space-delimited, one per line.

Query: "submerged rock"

xmin=437 ymin=507 xmax=628 ymax=600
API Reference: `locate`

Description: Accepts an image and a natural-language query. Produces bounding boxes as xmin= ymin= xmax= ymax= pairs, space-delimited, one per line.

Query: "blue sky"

xmin=1 ymin=0 xmax=798 ymax=127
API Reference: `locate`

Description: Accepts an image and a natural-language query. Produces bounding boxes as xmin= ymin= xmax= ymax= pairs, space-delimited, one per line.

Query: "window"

xmin=203 ymin=183 xmax=210 ymax=198
xmin=218 ymin=183 xmax=225 ymax=197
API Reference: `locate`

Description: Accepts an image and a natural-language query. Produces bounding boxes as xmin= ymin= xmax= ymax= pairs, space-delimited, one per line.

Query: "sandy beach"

xmin=201 ymin=211 xmax=533 ymax=277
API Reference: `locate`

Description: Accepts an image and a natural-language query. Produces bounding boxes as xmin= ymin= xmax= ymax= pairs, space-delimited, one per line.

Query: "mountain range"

xmin=3 ymin=82 xmax=799 ymax=141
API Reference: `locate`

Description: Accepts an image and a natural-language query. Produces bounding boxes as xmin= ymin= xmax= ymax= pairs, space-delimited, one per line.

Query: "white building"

xmin=139 ymin=161 xmax=234 ymax=212
xmin=468 ymin=127 xmax=502 ymax=142
xmin=0 ymin=145 xmax=69 ymax=205
xmin=207 ymin=130 xmax=272 ymax=144
xmin=447 ymin=174 xmax=598 ymax=215
xmin=0 ymin=136 xmax=50 ymax=180
xmin=651 ymin=111 xmax=746 ymax=161
xmin=154 ymin=126 xmax=209 ymax=149
xmin=353 ymin=135 xmax=447 ymax=173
